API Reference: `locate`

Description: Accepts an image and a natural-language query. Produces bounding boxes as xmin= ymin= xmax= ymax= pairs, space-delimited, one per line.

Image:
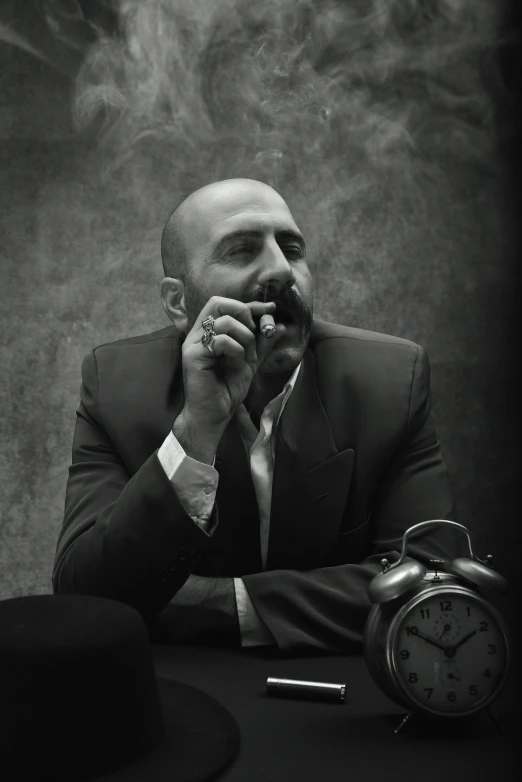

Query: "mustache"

xmin=254 ymin=285 xmax=312 ymax=327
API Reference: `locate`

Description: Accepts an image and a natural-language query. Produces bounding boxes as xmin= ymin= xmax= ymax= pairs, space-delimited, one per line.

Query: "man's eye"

xmin=284 ymin=247 xmax=303 ymax=258
xmin=228 ymin=245 xmax=303 ymax=258
xmin=230 ymin=246 xmax=254 ymax=255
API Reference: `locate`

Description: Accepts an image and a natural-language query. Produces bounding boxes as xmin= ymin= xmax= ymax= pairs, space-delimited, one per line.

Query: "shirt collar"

xmin=234 ymin=359 xmax=303 ymax=448
xmin=275 ymin=359 xmax=302 ymax=427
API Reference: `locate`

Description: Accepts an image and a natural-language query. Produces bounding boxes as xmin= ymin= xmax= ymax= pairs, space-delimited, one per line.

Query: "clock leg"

xmin=486 ymin=708 xmax=505 ymax=733
xmin=394 ymin=711 xmax=415 ymax=734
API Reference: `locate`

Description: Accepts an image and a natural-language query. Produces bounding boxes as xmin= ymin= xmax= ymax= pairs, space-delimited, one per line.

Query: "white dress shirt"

xmin=158 ymin=361 xmax=302 ymax=647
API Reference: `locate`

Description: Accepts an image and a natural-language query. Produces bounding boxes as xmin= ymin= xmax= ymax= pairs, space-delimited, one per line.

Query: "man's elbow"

xmin=52 ymin=548 xmax=77 ymax=596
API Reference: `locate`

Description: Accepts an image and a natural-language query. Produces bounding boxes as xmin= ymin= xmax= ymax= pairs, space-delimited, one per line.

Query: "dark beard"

xmin=181 ymin=273 xmax=211 ymax=334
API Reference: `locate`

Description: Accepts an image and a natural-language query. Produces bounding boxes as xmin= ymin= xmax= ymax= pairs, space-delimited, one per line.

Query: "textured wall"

xmin=1 ymin=1 xmax=520 ymax=608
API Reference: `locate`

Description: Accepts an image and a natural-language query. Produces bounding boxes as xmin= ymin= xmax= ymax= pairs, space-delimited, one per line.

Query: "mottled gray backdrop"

xmin=1 ymin=1 xmax=520 ymax=620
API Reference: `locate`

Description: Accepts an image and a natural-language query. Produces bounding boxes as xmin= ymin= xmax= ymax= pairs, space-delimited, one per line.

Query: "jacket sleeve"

xmin=52 ymin=350 xmax=219 ymax=619
xmin=242 ymin=346 xmax=462 ymax=653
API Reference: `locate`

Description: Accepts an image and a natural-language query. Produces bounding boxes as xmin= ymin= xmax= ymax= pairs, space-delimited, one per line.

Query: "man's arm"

xmin=148 ymin=574 xmax=241 ymax=646
xmin=241 ymin=346 xmax=461 ymax=653
xmin=52 ymin=350 xmax=221 ymax=620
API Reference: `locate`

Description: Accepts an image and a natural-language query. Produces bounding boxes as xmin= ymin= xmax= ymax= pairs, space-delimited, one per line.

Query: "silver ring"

xmin=201 ymin=315 xmax=216 ymax=354
xmin=201 ymin=315 xmax=215 ymax=333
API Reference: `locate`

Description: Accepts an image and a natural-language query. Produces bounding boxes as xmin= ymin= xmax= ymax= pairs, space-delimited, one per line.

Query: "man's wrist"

xmin=172 ymin=411 xmax=224 ymax=466
xmin=170 ymin=575 xmax=239 ymax=644
xmin=195 ymin=575 xmax=237 ymax=619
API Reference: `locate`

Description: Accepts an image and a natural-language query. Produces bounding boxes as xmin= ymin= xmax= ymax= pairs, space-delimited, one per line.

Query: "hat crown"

xmin=0 ymin=595 xmax=165 ymax=780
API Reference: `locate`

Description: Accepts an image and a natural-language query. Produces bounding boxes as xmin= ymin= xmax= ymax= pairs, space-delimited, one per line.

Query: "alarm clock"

xmin=363 ymin=520 xmax=510 ymax=731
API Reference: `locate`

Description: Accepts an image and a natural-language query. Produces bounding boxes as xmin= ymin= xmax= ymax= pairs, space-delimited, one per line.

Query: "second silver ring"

xmin=203 ymin=334 xmax=215 ymax=354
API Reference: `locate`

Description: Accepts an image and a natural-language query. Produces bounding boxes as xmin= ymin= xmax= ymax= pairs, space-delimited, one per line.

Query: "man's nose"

xmin=259 ymin=240 xmax=296 ymax=291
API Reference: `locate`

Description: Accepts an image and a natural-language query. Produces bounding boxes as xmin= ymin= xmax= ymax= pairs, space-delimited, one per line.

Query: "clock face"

xmin=392 ymin=590 xmax=508 ymax=715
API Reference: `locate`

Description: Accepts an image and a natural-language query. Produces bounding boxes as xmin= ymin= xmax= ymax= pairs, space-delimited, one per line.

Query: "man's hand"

xmin=181 ymin=296 xmax=285 ymax=429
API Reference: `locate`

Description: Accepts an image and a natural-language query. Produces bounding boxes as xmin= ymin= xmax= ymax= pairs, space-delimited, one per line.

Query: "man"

xmin=53 ymin=178 xmax=458 ymax=653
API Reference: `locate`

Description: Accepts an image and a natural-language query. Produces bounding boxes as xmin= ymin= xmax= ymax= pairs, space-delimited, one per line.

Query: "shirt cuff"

xmin=158 ymin=431 xmax=219 ymax=534
xmin=233 ymin=578 xmax=276 ymax=647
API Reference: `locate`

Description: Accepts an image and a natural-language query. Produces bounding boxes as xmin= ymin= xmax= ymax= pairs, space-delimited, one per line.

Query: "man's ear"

xmin=160 ymin=277 xmax=189 ymax=333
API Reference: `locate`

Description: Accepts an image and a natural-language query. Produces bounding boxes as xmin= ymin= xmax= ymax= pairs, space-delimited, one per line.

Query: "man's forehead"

xmin=182 ymin=180 xmax=296 ymax=248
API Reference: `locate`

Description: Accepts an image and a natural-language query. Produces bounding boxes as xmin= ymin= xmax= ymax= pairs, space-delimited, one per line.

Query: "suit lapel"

xmin=267 ymin=350 xmax=355 ymax=570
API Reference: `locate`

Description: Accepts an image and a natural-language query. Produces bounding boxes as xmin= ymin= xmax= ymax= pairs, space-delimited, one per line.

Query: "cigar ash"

xmin=260 ymin=312 xmax=276 ymax=338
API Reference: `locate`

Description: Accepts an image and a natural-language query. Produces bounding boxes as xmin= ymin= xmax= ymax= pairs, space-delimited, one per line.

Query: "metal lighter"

xmin=266 ymin=678 xmax=347 ymax=703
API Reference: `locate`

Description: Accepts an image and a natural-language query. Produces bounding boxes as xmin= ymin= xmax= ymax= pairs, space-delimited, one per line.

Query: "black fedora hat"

xmin=0 ymin=594 xmax=240 ymax=781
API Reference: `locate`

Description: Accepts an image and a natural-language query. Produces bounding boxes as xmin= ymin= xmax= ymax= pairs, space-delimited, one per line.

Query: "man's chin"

xmin=258 ymin=326 xmax=309 ymax=374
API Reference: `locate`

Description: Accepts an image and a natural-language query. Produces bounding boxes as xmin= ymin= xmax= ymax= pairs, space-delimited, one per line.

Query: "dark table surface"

xmin=153 ymin=645 xmax=518 ymax=782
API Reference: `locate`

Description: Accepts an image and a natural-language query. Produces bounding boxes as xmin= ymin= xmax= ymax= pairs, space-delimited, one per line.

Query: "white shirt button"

xmin=204 ymin=485 xmax=213 ymax=495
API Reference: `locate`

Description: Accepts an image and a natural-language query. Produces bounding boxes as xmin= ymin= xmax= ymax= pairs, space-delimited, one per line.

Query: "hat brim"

xmin=94 ymin=677 xmax=240 ymax=782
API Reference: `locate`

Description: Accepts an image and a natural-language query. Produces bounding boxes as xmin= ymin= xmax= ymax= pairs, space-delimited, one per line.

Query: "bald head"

xmin=161 ymin=178 xmax=290 ymax=280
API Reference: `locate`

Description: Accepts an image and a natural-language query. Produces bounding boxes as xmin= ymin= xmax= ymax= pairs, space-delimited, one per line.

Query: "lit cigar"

xmin=260 ymin=313 xmax=276 ymax=338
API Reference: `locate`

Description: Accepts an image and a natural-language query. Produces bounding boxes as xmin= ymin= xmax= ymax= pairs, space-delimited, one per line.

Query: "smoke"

xmin=2 ymin=0 xmax=510 ymax=323
xmin=73 ymin=1 xmax=506 ymax=190
xmin=0 ymin=23 xmax=55 ymax=69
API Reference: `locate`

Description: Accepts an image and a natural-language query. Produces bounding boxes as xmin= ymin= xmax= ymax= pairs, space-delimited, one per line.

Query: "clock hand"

xmin=447 ymin=672 xmax=461 ymax=682
xmin=412 ymin=630 xmax=447 ymax=651
xmin=452 ymin=630 xmax=477 ymax=650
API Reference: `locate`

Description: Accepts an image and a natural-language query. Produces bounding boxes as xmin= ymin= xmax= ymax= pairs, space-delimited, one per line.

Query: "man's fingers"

xmin=210 ymin=334 xmax=246 ymax=363
xmin=203 ymin=297 xmax=276 ymax=333
xmin=214 ymin=315 xmax=257 ymax=362
xmin=212 ymin=300 xmax=255 ymax=332
xmin=190 ymin=297 xmax=276 ymax=348
xmin=188 ymin=297 xmax=281 ymax=365
xmin=247 ymin=301 xmax=277 ymax=318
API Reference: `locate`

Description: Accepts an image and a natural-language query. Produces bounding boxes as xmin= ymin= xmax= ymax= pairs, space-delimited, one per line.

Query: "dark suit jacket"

xmin=53 ymin=319 xmax=460 ymax=652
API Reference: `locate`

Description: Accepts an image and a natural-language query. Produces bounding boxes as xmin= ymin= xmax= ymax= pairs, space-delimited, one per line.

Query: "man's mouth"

xmin=273 ymin=305 xmax=297 ymax=325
